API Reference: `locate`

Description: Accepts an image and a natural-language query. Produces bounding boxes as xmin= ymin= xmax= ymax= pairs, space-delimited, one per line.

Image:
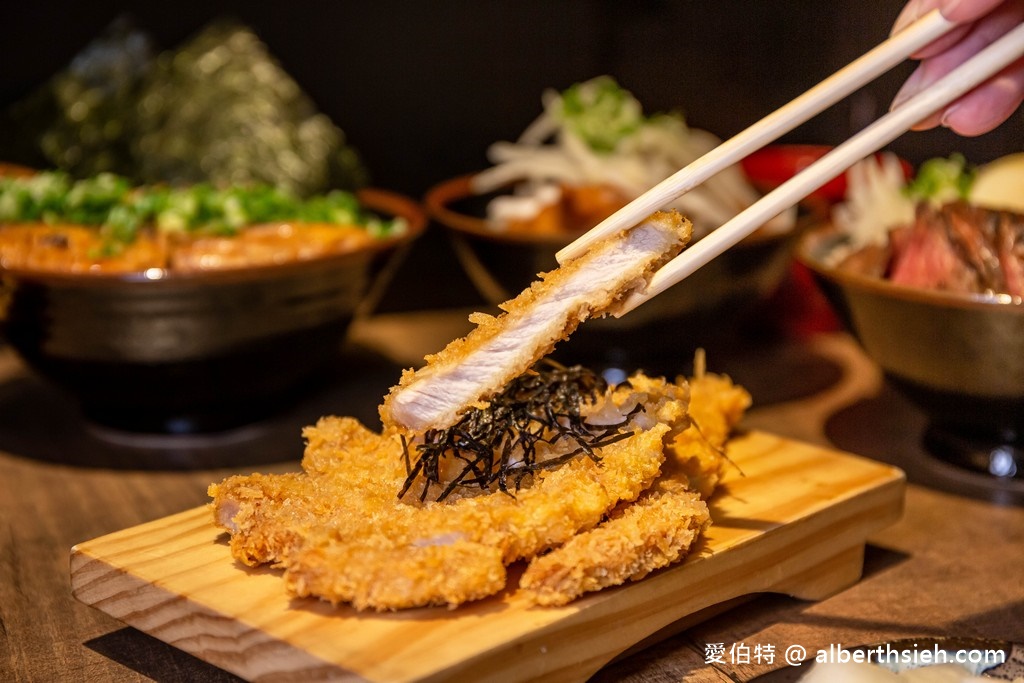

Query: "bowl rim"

xmin=424 ymin=173 xmax=569 ymax=247
xmin=424 ymin=172 xmax=796 ymax=249
xmin=0 ymin=186 xmax=427 ymax=287
xmin=796 ymin=222 xmax=1024 ymax=313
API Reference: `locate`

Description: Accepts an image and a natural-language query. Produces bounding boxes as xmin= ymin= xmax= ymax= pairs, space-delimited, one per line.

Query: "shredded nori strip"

xmin=400 ymin=361 xmax=643 ymax=502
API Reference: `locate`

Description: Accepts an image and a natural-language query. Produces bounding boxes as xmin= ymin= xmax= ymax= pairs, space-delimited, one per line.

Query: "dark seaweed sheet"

xmin=6 ymin=17 xmax=154 ymax=178
xmin=4 ymin=17 xmax=367 ymax=195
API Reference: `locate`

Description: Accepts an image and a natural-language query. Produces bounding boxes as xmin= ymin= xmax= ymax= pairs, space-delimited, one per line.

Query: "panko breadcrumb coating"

xmin=518 ymin=372 xmax=751 ymax=605
xmin=519 ymin=483 xmax=709 ymax=606
xmin=212 ymin=371 xmax=687 ymax=610
xmin=209 ymin=369 xmax=749 ymax=611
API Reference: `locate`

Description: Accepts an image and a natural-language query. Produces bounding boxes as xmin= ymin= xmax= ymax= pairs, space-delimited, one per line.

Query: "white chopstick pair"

xmin=555 ymin=10 xmax=1024 ymax=316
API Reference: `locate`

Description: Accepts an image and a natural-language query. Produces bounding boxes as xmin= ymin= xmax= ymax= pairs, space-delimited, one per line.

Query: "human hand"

xmin=890 ymin=0 xmax=1024 ymax=135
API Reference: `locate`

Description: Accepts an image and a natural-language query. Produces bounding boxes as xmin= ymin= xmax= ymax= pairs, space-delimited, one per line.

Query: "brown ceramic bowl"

xmin=0 ymin=188 xmax=426 ymax=433
xmin=425 ymin=164 xmax=813 ymax=374
xmin=797 ymin=223 xmax=1024 ymax=478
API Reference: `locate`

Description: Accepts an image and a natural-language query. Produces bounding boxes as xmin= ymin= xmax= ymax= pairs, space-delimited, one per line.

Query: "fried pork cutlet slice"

xmin=380 ymin=211 xmax=691 ymax=433
xmin=520 ymin=483 xmax=710 ymax=606
xmin=519 ymin=372 xmax=751 ymax=606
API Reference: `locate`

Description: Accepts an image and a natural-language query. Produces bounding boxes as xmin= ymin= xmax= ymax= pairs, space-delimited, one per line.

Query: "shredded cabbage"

xmin=472 ymin=76 xmax=795 ymax=239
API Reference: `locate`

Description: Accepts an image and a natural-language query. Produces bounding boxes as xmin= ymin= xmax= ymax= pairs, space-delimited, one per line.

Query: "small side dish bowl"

xmin=797 ymin=223 xmax=1024 ymax=478
xmin=0 ymin=188 xmax=426 ymax=433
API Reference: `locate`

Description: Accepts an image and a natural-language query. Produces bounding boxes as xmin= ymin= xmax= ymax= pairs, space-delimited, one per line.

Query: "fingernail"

xmin=939 ymin=103 xmax=962 ymax=129
xmin=892 ymin=0 xmax=925 ymax=34
xmin=938 ymin=0 xmax=963 ymax=20
xmin=890 ymin=66 xmax=926 ymax=111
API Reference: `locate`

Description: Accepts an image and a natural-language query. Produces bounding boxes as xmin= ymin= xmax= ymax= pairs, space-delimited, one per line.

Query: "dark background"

xmin=2 ymin=0 xmax=1022 ymax=310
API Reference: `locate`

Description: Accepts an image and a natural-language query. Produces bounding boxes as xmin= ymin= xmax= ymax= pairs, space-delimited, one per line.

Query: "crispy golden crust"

xmin=668 ymin=370 xmax=752 ymax=498
xmin=518 ymin=373 xmax=750 ymax=606
xmin=519 ymin=485 xmax=710 ymax=606
xmin=210 ymin=379 xmax=688 ymax=610
xmin=209 ymin=471 xmax=315 ymax=567
xmin=286 ymin=541 xmax=508 ymax=611
xmin=280 ymin=425 xmax=669 ymax=610
xmin=208 ymin=417 xmax=408 ymax=567
xmin=379 ymin=211 xmax=692 ymax=433
xmin=209 ymin=370 xmax=748 ymax=611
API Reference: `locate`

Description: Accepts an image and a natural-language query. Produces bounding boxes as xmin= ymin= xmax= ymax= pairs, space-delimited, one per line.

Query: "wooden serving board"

xmin=71 ymin=431 xmax=905 ymax=682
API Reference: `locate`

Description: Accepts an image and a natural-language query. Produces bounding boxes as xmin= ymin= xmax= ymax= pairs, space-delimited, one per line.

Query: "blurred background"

xmin=2 ymin=0 xmax=1021 ymax=312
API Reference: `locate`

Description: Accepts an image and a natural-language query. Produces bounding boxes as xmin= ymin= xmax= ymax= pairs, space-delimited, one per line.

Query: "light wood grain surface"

xmin=70 ymin=433 xmax=904 ymax=683
xmin=2 ymin=308 xmax=1023 ymax=682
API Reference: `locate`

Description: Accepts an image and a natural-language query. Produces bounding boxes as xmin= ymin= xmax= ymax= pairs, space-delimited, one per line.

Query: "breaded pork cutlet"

xmin=210 ymin=209 xmax=752 ymax=612
xmin=211 ymin=371 xmax=693 ymax=610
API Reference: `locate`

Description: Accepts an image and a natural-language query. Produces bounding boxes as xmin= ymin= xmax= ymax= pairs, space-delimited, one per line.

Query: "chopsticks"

xmin=555 ymin=9 xmax=957 ymax=265
xmin=553 ymin=11 xmax=1024 ymax=316
xmin=614 ymin=21 xmax=1024 ymax=315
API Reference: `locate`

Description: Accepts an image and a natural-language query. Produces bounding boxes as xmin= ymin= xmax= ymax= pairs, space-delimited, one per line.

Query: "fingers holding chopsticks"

xmin=891 ymin=0 xmax=1024 ymax=135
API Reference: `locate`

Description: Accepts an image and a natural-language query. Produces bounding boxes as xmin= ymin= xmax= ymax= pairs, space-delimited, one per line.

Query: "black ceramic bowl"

xmin=798 ymin=224 xmax=1024 ymax=478
xmin=0 ymin=188 xmax=426 ymax=433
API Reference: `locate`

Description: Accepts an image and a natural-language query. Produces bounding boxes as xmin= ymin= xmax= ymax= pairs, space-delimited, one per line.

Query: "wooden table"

xmin=1 ymin=309 xmax=1022 ymax=682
